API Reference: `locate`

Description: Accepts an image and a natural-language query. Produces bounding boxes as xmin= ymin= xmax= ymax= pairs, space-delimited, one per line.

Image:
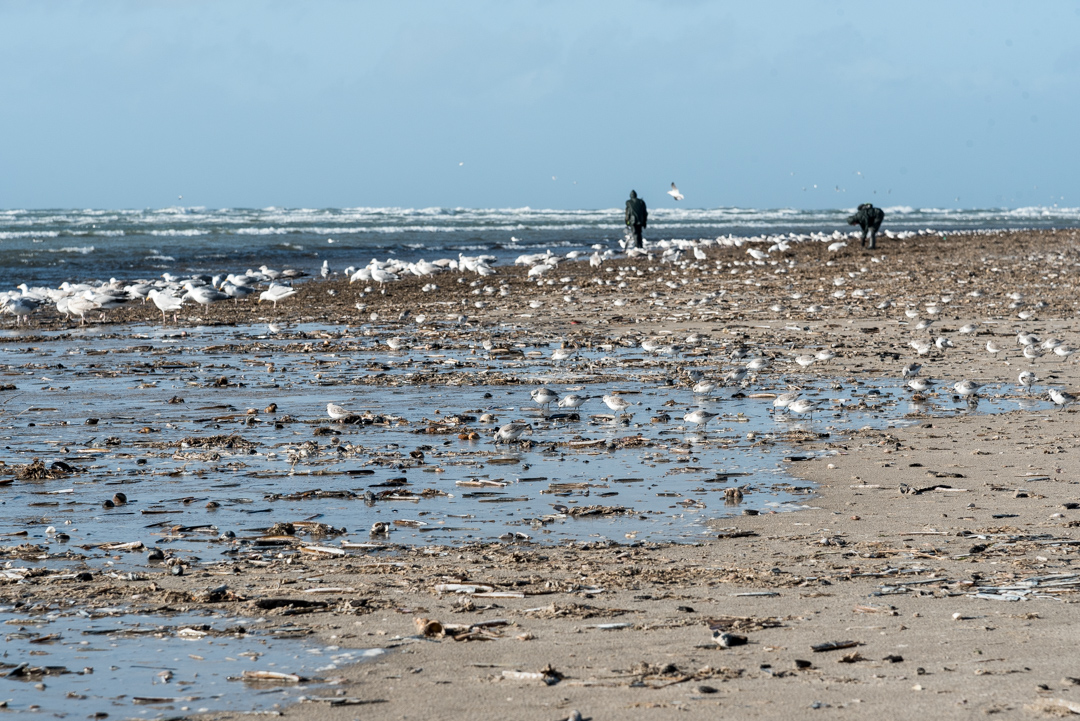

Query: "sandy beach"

xmin=5 ymin=229 xmax=1080 ymax=719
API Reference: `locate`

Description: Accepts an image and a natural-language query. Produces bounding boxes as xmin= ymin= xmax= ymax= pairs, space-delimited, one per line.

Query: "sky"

xmin=2 ymin=0 xmax=1079 ymax=210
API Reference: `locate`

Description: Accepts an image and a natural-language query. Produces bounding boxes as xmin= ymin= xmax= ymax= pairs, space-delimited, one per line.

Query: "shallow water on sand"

xmin=0 ymin=605 xmax=383 ymax=718
xmin=0 ymin=322 xmax=1052 ymax=563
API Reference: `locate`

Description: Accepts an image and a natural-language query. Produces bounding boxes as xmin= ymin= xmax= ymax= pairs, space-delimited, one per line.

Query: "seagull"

xmin=147 ymin=289 xmax=183 ymax=323
xmin=185 ymin=284 xmax=229 ymax=306
xmin=667 ymin=182 xmax=684 ymax=201
xmin=1049 ymin=388 xmax=1076 ymax=411
xmin=259 ymin=284 xmax=297 ymax=308
xmin=1018 ymin=371 xmax=1038 ymax=394
xmin=602 ymin=394 xmax=633 ymax=416
xmin=327 ymin=403 xmax=353 ymax=420
xmin=683 ymin=409 xmax=718 ymax=430
xmin=494 ymin=421 xmax=533 ymax=444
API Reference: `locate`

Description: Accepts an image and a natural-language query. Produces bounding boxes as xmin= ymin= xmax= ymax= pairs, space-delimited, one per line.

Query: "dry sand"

xmin=8 ymin=229 xmax=1080 ymax=719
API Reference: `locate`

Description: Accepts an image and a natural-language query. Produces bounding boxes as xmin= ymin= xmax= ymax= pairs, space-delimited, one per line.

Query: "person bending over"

xmin=847 ymin=203 xmax=885 ymax=250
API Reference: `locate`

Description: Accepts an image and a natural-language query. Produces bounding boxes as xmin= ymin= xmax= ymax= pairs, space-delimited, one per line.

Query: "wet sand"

xmin=6 ymin=229 xmax=1080 ymax=719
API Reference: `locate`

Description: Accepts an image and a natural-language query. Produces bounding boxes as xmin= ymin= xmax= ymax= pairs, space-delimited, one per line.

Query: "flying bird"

xmin=667 ymin=182 xmax=684 ymax=201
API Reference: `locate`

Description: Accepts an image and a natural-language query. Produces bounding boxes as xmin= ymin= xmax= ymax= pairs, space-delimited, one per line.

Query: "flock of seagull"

xmin=0 ymin=265 xmax=306 ymax=326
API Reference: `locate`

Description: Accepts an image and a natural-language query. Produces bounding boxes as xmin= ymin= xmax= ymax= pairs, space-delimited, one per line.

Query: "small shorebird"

xmin=494 ymin=421 xmax=533 ymax=444
xmin=909 ymin=340 xmax=932 ymax=356
xmin=1018 ymin=371 xmax=1038 ymax=394
xmin=815 ymin=350 xmax=836 ymax=364
xmin=786 ymin=398 xmax=818 ymax=419
xmin=908 ymin=378 xmax=935 ymax=393
xmin=902 ymin=363 xmax=922 ymax=379
xmin=602 ymin=394 xmax=633 ymax=416
xmin=551 ymin=347 xmax=576 ymax=363
xmin=746 ymin=357 xmax=769 ymax=372
xmin=1049 ymin=388 xmax=1076 ymax=411
xmin=986 ymin=340 xmax=1005 ymax=359
xmin=1022 ymin=344 xmax=1041 ymax=363
xmin=327 ymin=403 xmax=352 ymax=420
xmin=958 ymin=323 xmax=978 ymax=334
xmin=794 ymin=355 xmax=816 ymax=369
xmin=724 ymin=368 xmax=748 ymax=384
xmin=954 ymin=380 xmax=982 ymax=399
xmin=683 ymin=409 xmax=718 ymax=431
xmin=1054 ymin=345 xmax=1078 ymax=362
xmin=557 ymin=394 xmax=590 ymax=411
xmin=385 ymin=337 xmax=405 ymax=351
xmin=773 ymin=390 xmax=800 ymax=412
xmin=530 ymin=387 xmax=559 ymax=412
xmin=693 ymin=380 xmax=717 ymax=395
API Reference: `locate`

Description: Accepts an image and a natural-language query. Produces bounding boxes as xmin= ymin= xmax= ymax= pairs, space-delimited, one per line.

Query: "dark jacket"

xmin=847 ymin=203 xmax=884 ymax=230
xmin=625 ymin=191 xmax=648 ymax=227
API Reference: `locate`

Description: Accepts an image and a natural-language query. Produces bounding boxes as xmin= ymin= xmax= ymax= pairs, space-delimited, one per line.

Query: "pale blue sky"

xmin=2 ymin=1 xmax=1078 ymax=210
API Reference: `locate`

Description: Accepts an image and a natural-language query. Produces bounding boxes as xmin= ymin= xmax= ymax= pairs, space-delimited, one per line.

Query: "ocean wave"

xmin=47 ymin=246 xmax=95 ymax=254
xmin=149 ymin=229 xmax=211 ymax=236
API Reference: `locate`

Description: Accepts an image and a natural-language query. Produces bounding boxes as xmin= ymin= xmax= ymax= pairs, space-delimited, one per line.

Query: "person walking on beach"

xmin=847 ymin=203 xmax=885 ymax=250
xmin=625 ymin=190 xmax=648 ymax=248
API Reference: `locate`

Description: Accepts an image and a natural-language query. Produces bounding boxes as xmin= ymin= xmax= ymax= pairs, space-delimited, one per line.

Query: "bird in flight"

xmin=668 ymin=182 xmax=684 ymax=201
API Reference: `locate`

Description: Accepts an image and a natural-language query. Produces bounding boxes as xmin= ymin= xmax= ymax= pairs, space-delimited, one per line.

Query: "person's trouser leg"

xmin=867 ymin=225 xmax=878 ymax=250
xmin=633 ymin=224 xmax=643 ymax=248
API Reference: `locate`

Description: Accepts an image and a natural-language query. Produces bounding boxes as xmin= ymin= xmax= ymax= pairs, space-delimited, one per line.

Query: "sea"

xmin=1 ymin=205 xmax=1078 ymax=288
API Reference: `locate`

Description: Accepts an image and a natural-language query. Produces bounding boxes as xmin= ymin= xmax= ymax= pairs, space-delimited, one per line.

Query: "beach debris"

xmin=811 ymin=640 xmax=860 ymax=653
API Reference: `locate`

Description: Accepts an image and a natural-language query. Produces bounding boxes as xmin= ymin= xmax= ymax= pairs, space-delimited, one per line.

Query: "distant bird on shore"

xmin=557 ymin=394 xmax=590 ymax=411
xmin=786 ymin=398 xmax=818 ymax=419
xmin=773 ymin=390 xmax=800 ymax=412
xmin=602 ymin=394 xmax=633 ymax=416
xmin=1049 ymin=388 xmax=1076 ymax=410
xmin=259 ymin=284 xmax=297 ymax=307
xmin=907 ymin=378 xmax=935 ymax=393
xmin=530 ymin=387 xmax=559 ymax=412
xmin=1018 ymin=371 xmax=1038 ymax=394
xmin=684 ymin=409 xmax=718 ymax=430
xmin=667 ymin=182 xmax=684 ymax=201
xmin=148 ymin=289 xmax=183 ymax=323
xmin=954 ymin=380 xmax=982 ymax=399
xmin=327 ymin=403 xmax=353 ymax=420
xmin=494 ymin=421 xmax=533 ymax=444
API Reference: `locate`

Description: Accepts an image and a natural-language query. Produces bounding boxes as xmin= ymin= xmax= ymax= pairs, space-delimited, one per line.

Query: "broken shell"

xmin=414 ymin=617 xmax=445 ymax=638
